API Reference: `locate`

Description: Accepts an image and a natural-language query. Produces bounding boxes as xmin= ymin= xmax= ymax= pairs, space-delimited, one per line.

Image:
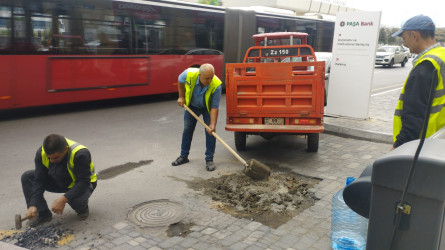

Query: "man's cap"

xmin=392 ymin=15 xmax=435 ymax=37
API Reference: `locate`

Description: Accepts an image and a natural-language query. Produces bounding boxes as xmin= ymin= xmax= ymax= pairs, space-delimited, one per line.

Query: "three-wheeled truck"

xmin=225 ymin=32 xmax=325 ymax=152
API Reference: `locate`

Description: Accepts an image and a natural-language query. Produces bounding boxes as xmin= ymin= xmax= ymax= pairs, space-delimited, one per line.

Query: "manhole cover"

xmin=127 ymin=200 xmax=185 ymax=227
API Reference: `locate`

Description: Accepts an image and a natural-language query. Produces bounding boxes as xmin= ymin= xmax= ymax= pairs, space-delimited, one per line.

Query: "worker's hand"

xmin=177 ymin=97 xmax=185 ymax=107
xmin=206 ymin=124 xmax=216 ymax=135
xmin=390 ymin=146 xmax=395 ymax=151
xmin=51 ymin=196 xmax=68 ymax=215
xmin=26 ymin=206 xmax=38 ymax=219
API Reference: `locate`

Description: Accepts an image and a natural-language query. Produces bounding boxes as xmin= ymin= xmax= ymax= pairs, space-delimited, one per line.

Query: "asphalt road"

xmin=371 ymin=59 xmax=413 ymax=94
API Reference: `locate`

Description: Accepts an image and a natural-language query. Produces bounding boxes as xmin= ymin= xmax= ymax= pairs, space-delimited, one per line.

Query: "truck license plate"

xmin=264 ymin=118 xmax=284 ymax=125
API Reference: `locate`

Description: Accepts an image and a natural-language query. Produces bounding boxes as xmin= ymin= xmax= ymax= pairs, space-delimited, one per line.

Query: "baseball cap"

xmin=392 ymin=15 xmax=435 ymax=37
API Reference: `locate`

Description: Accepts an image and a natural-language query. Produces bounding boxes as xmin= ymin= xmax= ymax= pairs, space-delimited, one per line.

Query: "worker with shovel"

xmin=172 ymin=63 xmax=222 ymax=171
xmin=20 ymin=134 xmax=97 ymax=227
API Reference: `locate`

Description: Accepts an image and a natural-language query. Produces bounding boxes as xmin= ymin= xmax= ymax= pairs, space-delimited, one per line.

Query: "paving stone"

xmin=111 ymin=243 xmax=133 ymax=250
xmin=98 ymin=227 xmax=114 ymax=236
xmin=130 ymin=246 xmax=148 ymax=250
xmin=113 ymin=222 xmax=128 ymax=230
xmin=147 ymin=246 xmax=163 ymax=250
xmin=228 ymin=241 xmax=250 ymax=250
xmin=192 ymin=241 xmax=211 ymax=249
xmin=244 ymin=221 xmax=262 ymax=231
xmin=127 ymin=231 xmax=142 ymax=238
xmin=158 ymin=236 xmax=183 ymax=249
xmin=213 ymin=230 xmax=232 ymax=240
xmin=140 ymin=240 xmax=157 ymax=248
xmin=180 ymin=237 xmax=199 ymax=248
xmin=111 ymin=235 xmax=132 ymax=246
xmin=190 ymin=225 xmax=206 ymax=232
xmin=202 ymin=227 xmax=218 ymax=235
xmin=245 ymin=245 xmax=264 ymax=250
xmin=226 ymin=224 xmax=242 ymax=232
xmin=127 ymin=240 xmax=139 ymax=246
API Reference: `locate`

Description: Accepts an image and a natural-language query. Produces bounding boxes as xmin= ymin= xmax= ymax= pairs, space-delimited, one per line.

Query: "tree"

xmin=198 ymin=0 xmax=221 ymax=5
xmin=378 ymin=26 xmax=445 ymax=46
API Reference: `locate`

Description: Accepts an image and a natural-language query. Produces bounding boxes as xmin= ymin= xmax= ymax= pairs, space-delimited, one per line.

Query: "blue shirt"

xmin=178 ymin=69 xmax=222 ymax=109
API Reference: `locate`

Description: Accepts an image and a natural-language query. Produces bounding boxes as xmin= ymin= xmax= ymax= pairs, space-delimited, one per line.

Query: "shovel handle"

xmin=183 ymin=105 xmax=247 ymax=166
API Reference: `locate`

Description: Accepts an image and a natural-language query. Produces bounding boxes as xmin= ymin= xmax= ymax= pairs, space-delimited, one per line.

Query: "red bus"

xmin=252 ymin=32 xmax=309 ymax=46
xmin=0 ymin=0 xmax=334 ymax=110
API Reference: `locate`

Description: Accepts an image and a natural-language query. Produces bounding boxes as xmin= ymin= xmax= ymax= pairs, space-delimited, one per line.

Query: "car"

xmin=375 ymin=45 xmax=409 ymax=67
xmin=315 ymin=52 xmax=332 ymax=106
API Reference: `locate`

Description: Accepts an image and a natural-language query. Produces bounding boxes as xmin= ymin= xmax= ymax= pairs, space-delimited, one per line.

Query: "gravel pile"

xmin=1 ymin=223 xmax=72 ymax=249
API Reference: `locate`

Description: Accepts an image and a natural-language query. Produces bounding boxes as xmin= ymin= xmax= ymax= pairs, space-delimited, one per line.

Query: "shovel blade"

xmin=243 ymin=159 xmax=271 ymax=180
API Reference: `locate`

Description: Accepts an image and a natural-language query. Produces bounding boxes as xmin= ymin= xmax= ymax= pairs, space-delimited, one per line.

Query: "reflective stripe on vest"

xmin=393 ymin=47 xmax=445 ymax=141
xmin=41 ymin=138 xmax=97 ymax=188
xmin=184 ymin=68 xmax=222 ymax=112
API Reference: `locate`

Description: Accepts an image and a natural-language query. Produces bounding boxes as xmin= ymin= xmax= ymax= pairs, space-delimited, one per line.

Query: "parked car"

xmin=315 ymin=52 xmax=331 ymax=106
xmin=375 ymin=45 xmax=409 ymax=68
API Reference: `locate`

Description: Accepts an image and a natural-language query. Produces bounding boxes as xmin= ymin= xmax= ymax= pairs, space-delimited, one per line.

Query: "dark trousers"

xmin=21 ymin=170 xmax=94 ymax=215
xmin=180 ymin=105 xmax=216 ymax=162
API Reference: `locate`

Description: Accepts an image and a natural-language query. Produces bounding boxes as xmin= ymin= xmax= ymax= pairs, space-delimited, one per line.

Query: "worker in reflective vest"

xmin=172 ymin=63 xmax=222 ymax=171
xmin=343 ymin=15 xmax=445 ymax=219
xmin=392 ymin=15 xmax=445 ymax=149
xmin=21 ymin=134 xmax=97 ymax=227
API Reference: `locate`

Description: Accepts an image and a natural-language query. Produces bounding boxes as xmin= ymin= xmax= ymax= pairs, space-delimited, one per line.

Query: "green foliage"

xmin=378 ymin=27 xmax=445 ymax=46
xmin=198 ymin=0 xmax=221 ymax=6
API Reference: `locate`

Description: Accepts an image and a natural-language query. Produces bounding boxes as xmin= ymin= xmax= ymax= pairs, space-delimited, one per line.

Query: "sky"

xmin=346 ymin=0 xmax=444 ymax=28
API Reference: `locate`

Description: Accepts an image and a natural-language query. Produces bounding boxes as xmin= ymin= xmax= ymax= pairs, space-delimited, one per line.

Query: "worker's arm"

xmin=207 ymin=108 xmax=219 ymax=134
xmin=177 ymin=69 xmax=188 ymax=107
xmin=394 ymin=61 xmax=435 ymax=148
xmin=177 ymin=83 xmax=186 ymax=107
xmin=207 ymin=85 xmax=222 ymax=135
xmin=52 ymin=149 xmax=93 ymax=215
xmin=27 ymin=149 xmax=50 ymax=218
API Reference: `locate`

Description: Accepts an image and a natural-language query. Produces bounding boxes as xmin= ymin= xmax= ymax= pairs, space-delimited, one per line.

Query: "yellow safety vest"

xmin=393 ymin=46 xmax=445 ymax=141
xmin=41 ymin=138 xmax=97 ymax=188
xmin=184 ymin=68 xmax=222 ymax=112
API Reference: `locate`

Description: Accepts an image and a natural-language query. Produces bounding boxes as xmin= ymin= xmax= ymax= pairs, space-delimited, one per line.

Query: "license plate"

xmin=264 ymin=118 xmax=284 ymax=125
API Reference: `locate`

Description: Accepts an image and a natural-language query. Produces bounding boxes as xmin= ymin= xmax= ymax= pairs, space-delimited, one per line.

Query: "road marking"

xmin=372 ymin=86 xmax=402 ymax=96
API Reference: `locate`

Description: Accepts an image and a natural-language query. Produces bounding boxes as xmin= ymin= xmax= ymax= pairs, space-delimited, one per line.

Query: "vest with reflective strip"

xmin=41 ymin=138 xmax=97 ymax=188
xmin=184 ymin=68 xmax=222 ymax=112
xmin=393 ymin=46 xmax=445 ymax=141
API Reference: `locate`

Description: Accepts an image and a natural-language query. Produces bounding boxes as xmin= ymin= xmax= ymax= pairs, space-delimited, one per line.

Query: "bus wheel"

xmin=234 ymin=132 xmax=247 ymax=151
xmin=307 ymin=133 xmax=319 ymax=152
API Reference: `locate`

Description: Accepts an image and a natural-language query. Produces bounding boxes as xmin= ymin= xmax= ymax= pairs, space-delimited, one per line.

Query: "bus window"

xmin=0 ymin=6 xmax=11 ymax=53
xmin=31 ymin=16 xmax=52 ymax=52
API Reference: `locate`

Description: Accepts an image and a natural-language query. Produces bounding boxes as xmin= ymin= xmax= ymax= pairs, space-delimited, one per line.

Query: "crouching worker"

xmin=21 ymin=134 xmax=97 ymax=227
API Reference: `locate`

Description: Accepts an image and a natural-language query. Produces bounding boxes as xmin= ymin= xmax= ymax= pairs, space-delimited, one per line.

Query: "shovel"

xmin=183 ymin=105 xmax=271 ymax=180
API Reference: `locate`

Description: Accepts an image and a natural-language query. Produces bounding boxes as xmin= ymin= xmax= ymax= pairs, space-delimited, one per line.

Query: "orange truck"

xmin=225 ymin=33 xmax=325 ymax=152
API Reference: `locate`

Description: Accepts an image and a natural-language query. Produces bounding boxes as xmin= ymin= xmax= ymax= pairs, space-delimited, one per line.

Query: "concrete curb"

xmin=324 ymin=123 xmax=393 ymax=144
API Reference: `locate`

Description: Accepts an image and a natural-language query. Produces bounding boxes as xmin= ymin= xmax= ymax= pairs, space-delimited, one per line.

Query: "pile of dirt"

xmin=0 ymin=223 xmax=72 ymax=249
xmin=184 ymin=168 xmax=321 ymax=228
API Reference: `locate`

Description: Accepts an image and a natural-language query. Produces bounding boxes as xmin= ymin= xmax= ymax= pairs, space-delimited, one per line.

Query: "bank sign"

xmin=326 ymin=11 xmax=381 ymax=119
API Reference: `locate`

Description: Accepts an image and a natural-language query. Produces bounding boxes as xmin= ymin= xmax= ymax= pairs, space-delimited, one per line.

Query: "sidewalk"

xmin=324 ymin=88 xmax=399 ymax=144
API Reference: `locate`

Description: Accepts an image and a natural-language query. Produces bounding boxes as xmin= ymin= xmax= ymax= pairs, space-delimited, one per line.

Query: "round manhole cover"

xmin=127 ymin=200 xmax=185 ymax=227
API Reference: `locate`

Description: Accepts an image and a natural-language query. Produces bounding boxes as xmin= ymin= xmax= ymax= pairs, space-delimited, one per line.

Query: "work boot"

xmin=206 ymin=161 xmax=216 ymax=171
xmin=27 ymin=211 xmax=52 ymax=228
xmin=172 ymin=156 xmax=189 ymax=166
xmin=77 ymin=207 xmax=89 ymax=220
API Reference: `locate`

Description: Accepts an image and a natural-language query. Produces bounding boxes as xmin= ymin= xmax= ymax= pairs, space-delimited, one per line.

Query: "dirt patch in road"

xmin=182 ymin=167 xmax=321 ymax=229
